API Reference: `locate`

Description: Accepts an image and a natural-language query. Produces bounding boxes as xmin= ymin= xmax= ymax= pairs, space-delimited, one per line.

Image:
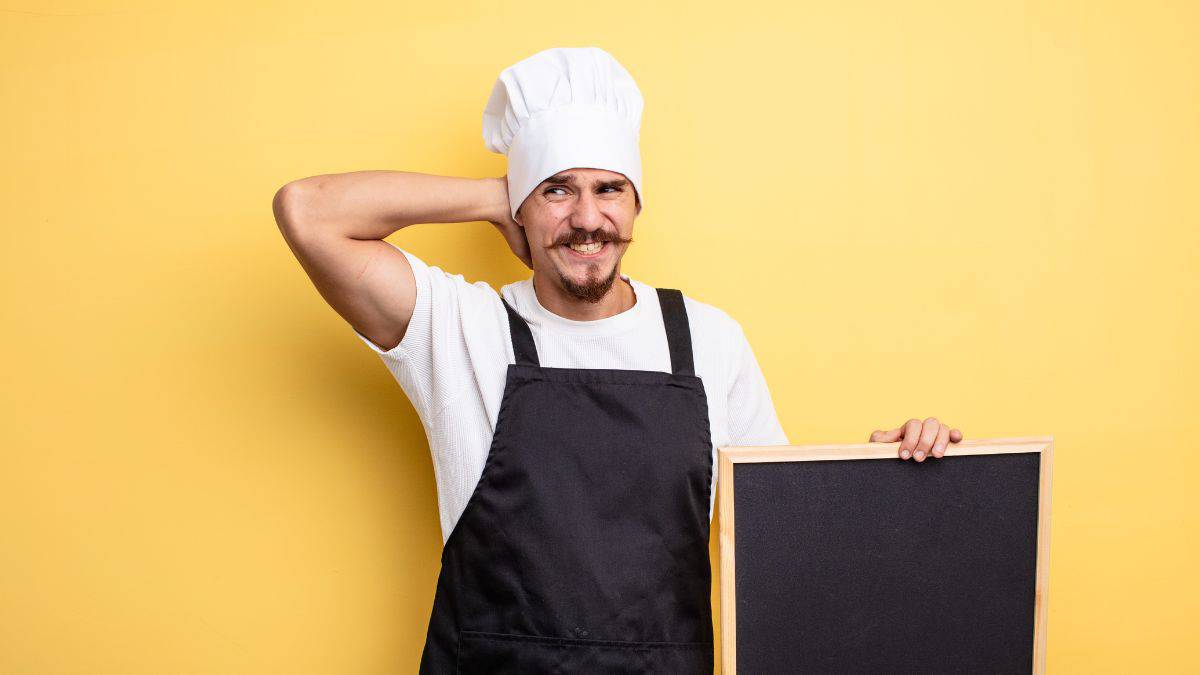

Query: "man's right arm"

xmin=271 ymin=171 xmax=521 ymax=351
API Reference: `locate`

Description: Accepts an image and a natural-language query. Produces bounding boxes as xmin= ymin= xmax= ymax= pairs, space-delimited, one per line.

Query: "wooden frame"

xmin=717 ymin=436 xmax=1054 ymax=674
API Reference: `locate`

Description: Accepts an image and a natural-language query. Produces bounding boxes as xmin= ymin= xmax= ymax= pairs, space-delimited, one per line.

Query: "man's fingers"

xmin=870 ymin=428 xmax=903 ymax=443
xmin=884 ymin=419 xmax=962 ymax=460
xmin=931 ymin=424 xmax=951 ymax=458
xmin=898 ymin=418 xmax=922 ymax=460
xmin=913 ymin=417 xmax=940 ymax=461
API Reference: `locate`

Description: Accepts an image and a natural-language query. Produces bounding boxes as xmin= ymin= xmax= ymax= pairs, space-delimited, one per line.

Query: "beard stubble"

xmin=558 ymin=259 xmax=620 ymax=303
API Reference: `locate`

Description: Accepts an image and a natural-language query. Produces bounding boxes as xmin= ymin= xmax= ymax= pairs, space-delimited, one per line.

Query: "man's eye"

xmin=544 ymin=186 xmax=621 ymax=195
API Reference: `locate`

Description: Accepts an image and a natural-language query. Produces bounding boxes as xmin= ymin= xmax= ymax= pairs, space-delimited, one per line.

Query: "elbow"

xmin=272 ymin=180 xmax=312 ymax=241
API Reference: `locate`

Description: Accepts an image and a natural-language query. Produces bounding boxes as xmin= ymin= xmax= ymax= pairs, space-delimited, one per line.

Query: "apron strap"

xmin=501 ymin=298 xmax=540 ymax=366
xmin=655 ymin=288 xmax=695 ymax=377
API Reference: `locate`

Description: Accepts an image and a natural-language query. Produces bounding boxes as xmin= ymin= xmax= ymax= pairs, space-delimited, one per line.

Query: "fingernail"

xmin=901 ymin=450 xmax=910 ymax=459
xmin=915 ymin=451 xmax=925 ymax=460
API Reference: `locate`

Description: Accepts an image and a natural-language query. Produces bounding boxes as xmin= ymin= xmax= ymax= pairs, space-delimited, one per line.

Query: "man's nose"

xmin=569 ymin=191 xmax=606 ymax=232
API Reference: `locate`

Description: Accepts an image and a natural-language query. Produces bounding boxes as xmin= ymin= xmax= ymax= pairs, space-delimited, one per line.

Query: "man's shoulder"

xmin=381 ymin=244 xmax=515 ymax=330
xmin=622 ymin=278 xmax=742 ymax=333
xmin=390 ymin=243 xmax=501 ymax=298
xmin=675 ymin=289 xmax=744 ymax=339
xmin=375 ymin=244 xmax=510 ymax=351
xmin=497 ymin=276 xmax=532 ymax=305
xmin=666 ymin=288 xmax=752 ymax=383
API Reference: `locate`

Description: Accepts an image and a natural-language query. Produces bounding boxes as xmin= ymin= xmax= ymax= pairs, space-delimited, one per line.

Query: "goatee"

xmin=559 ymin=263 xmax=620 ymax=303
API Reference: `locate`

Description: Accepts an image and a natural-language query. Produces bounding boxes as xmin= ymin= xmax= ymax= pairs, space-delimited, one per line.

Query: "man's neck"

xmin=531 ymin=271 xmax=637 ymax=321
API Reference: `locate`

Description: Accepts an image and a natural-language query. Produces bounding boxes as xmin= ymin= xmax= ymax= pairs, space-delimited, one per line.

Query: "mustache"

xmin=546 ymin=229 xmax=634 ymax=249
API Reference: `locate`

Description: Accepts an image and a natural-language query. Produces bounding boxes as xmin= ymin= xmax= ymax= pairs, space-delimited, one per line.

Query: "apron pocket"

xmin=457 ymin=629 xmax=713 ymax=675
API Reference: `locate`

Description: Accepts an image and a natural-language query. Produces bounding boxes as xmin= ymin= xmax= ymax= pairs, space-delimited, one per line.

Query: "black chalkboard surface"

xmin=717 ymin=437 xmax=1053 ymax=674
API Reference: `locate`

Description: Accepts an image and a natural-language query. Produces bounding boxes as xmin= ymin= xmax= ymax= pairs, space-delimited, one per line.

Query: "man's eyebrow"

xmin=544 ymin=173 xmax=577 ymax=185
xmin=543 ymin=173 xmax=628 ymax=189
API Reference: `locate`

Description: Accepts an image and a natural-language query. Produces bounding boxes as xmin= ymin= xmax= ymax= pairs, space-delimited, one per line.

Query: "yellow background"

xmin=3 ymin=0 xmax=1197 ymax=672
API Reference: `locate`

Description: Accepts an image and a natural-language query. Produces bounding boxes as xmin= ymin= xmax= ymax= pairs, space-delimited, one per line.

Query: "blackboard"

xmin=717 ymin=437 xmax=1053 ymax=674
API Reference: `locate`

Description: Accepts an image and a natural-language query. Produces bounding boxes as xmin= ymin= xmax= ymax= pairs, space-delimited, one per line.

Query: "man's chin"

xmin=556 ymin=262 xmax=620 ymax=303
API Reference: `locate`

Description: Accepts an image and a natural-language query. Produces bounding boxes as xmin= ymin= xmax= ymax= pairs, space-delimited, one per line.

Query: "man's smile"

xmin=562 ymin=240 xmax=611 ymax=260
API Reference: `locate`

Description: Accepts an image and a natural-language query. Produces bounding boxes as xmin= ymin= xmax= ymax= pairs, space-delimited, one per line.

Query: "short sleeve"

xmin=350 ymin=245 xmax=487 ymax=423
xmin=727 ymin=325 xmax=790 ymax=446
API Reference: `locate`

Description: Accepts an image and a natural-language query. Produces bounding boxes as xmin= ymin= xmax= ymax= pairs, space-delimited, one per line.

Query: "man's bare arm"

xmin=272 ymin=171 xmax=525 ymax=351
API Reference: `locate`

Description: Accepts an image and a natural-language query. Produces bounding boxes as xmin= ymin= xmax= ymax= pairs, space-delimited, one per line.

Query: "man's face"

xmin=515 ymin=167 xmax=640 ymax=303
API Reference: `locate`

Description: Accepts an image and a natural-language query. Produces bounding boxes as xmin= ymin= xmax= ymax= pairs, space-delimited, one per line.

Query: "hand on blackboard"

xmin=869 ymin=418 xmax=963 ymax=462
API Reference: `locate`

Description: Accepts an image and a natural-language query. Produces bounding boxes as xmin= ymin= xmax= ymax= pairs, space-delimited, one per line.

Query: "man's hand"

xmin=869 ymin=417 xmax=964 ymax=462
xmin=486 ymin=176 xmax=533 ymax=270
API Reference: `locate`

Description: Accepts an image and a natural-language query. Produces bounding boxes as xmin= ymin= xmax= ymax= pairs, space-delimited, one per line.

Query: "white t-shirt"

xmin=353 ymin=245 xmax=790 ymax=543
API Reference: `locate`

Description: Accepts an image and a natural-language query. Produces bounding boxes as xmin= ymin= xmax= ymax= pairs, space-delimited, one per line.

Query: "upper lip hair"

xmin=560 ymin=233 xmax=615 ymax=246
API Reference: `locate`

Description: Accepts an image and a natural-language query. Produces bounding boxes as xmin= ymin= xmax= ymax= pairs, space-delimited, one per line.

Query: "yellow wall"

xmin=3 ymin=1 xmax=1197 ymax=672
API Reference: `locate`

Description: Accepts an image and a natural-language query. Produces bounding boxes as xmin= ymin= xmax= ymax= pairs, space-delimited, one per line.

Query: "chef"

xmin=273 ymin=46 xmax=964 ymax=674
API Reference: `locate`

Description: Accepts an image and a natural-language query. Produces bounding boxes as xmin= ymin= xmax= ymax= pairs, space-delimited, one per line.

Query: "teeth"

xmin=568 ymin=242 xmax=603 ymax=254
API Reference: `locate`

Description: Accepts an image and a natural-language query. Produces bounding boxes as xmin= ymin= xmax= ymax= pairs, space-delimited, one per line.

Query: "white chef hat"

xmin=482 ymin=46 xmax=644 ymax=223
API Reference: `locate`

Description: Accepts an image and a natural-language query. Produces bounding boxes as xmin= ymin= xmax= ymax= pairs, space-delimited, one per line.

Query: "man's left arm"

xmin=726 ymin=327 xmax=790 ymax=447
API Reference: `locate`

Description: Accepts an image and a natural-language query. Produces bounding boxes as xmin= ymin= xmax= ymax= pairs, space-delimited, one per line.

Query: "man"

xmin=273 ymin=47 xmax=963 ymax=673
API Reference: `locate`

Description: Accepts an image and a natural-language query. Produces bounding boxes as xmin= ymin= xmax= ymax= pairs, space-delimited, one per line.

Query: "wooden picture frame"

xmin=717 ymin=436 xmax=1054 ymax=674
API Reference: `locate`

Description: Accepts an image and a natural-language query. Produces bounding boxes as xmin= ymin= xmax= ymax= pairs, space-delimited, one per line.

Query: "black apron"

xmin=418 ymin=287 xmax=715 ymax=674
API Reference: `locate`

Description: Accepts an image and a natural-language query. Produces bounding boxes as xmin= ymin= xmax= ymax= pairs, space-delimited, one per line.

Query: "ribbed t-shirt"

xmin=353 ymin=244 xmax=789 ymax=543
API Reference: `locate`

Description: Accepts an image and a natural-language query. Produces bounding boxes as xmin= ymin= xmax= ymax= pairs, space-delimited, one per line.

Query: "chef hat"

xmin=482 ymin=46 xmax=644 ymax=223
